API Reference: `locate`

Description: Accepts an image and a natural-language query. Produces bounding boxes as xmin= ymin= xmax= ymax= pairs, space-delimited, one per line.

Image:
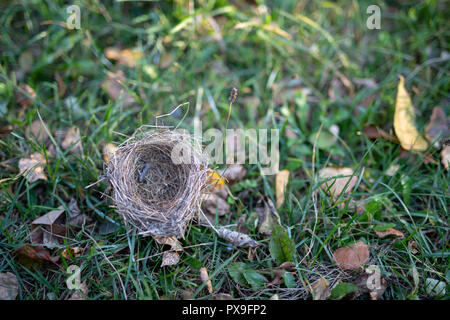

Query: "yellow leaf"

xmin=394 ymin=76 xmax=429 ymax=151
xmin=208 ymin=170 xmax=225 ymax=191
xmin=276 ymin=170 xmax=289 ymax=208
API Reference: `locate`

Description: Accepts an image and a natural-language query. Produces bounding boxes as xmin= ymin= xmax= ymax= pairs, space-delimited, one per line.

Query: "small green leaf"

xmin=401 ymin=175 xmax=412 ymax=206
xmin=269 ymin=225 xmax=296 ymax=265
xmin=365 ymin=197 xmax=382 ymax=221
xmin=243 ymin=270 xmax=267 ymax=290
xmin=282 ymin=272 xmax=297 ymax=288
xmin=228 ymin=262 xmax=247 ymax=285
xmin=330 ymin=282 xmax=358 ymax=300
xmin=183 ymin=256 xmax=202 ymax=270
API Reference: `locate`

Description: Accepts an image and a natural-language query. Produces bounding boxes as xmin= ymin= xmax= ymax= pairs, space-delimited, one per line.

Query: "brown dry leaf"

xmin=374 ymin=228 xmax=405 ymax=239
xmin=27 ymin=120 xmax=49 ymax=143
xmin=0 ymin=125 xmax=13 ymax=138
xmin=441 ymin=146 xmax=450 ymax=170
xmin=318 ymin=167 xmax=357 ymax=198
xmin=0 ymin=272 xmax=19 ymax=300
xmin=217 ymin=227 xmax=259 ymax=248
xmin=14 ymin=244 xmax=59 ymax=269
xmin=276 ymin=169 xmax=289 ymax=208
xmin=333 ymin=241 xmax=370 ymax=271
xmin=220 ymin=164 xmax=247 ymax=182
xmin=153 ymin=236 xmax=182 ymax=252
xmin=105 ymin=47 xmax=143 ymax=67
xmin=68 ymin=281 xmax=88 ymax=300
xmin=67 ymin=198 xmax=92 ymax=227
xmin=103 ymin=143 xmax=118 ymax=162
xmin=161 ymin=251 xmax=180 ymax=267
xmin=425 ymin=107 xmax=450 ymax=148
xmin=18 ymin=152 xmax=47 ymax=183
xmin=362 ymin=125 xmax=397 ymax=142
xmin=200 ymin=267 xmax=213 ymax=294
xmin=101 ymin=70 xmax=136 ymax=107
xmin=311 ymin=277 xmax=331 ymax=300
xmin=255 ymin=197 xmax=281 ymax=236
xmin=393 ymin=75 xmax=429 ymax=151
xmin=17 ymin=84 xmax=36 ymax=108
xmin=61 ymin=126 xmax=83 ymax=156
xmin=212 ymin=293 xmax=233 ymax=300
xmin=31 ymin=206 xmax=66 ymax=247
xmin=202 ymin=193 xmax=230 ymax=217
xmin=61 ymin=247 xmax=83 ymax=259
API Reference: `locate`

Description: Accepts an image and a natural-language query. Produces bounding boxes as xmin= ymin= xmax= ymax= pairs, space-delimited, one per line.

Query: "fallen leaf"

xmin=208 ymin=170 xmax=226 ymax=191
xmin=0 ymin=272 xmax=19 ymax=300
xmin=441 ymin=146 xmax=450 ymax=170
xmin=200 ymin=267 xmax=213 ymax=294
xmin=276 ymin=170 xmax=289 ymax=208
xmin=374 ymin=227 xmax=404 ymax=239
xmin=101 ymin=70 xmax=136 ymax=107
xmin=14 ymin=244 xmax=59 ymax=269
xmin=31 ymin=206 xmax=66 ymax=247
xmin=26 ymin=120 xmax=49 ymax=143
xmin=17 ymin=84 xmax=36 ymax=108
xmin=212 ymin=293 xmax=233 ymax=300
xmin=18 ymin=152 xmax=47 ymax=183
xmin=67 ymin=198 xmax=92 ymax=227
xmin=362 ymin=125 xmax=397 ymax=142
xmin=217 ymin=227 xmax=259 ymax=248
xmin=220 ymin=164 xmax=247 ymax=182
xmin=393 ymin=75 xmax=429 ymax=151
xmin=311 ymin=277 xmax=331 ymax=300
xmin=333 ymin=241 xmax=370 ymax=271
xmin=61 ymin=247 xmax=83 ymax=259
xmin=318 ymin=167 xmax=357 ymax=198
xmin=68 ymin=281 xmax=88 ymax=300
xmin=385 ymin=164 xmax=401 ymax=176
xmin=0 ymin=125 xmax=13 ymax=138
xmin=255 ymin=197 xmax=281 ymax=236
xmin=105 ymin=47 xmax=143 ymax=67
xmin=153 ymin=236 xmax=182 ymax=252
xmin=425 ymin=107 xmax=450 ymax=148
xmin=61 ymin=126 xmax=83 ymax=156
xmin=202 ymin=193 xmax=230 ymax=217
xmin=103 ymin=143 xmax=118 ymax=162
xmin=161 ymin=251 xmax=180 ymax=267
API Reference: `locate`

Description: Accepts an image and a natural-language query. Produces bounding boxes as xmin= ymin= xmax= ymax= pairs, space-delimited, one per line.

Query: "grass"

xmin=0 ymin=0 xmax=448 ymax=300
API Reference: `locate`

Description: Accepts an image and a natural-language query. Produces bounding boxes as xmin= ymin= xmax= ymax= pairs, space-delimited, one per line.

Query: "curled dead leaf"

xmin=202 ymin=193 xmax=229 ymax=217
xmin=217 ymin=227 xmax=259 ymax=248
xmin=333 ymin=241 xmax=370 ymax=271
xmin=276 ymin=170 xmax=289 ymax=208
xmin=17 ymin=84 xmax=36 ymax=108
xmin=393 ymin=75 xmax=429 ymax=151
xmin=200 ymin=267 xmax=213 ymax=294
xmin=68 ymin=281 xmax=88 ymax=300
xmin=374 ymin=227 xmax=404 ymax=239
xmin=311 ymin=277 xmax=331 ymax=300
xmin=255 ymin=197 xmax=281 ymax=236
xmin=425 ymin=107 xmax=450 ymax=148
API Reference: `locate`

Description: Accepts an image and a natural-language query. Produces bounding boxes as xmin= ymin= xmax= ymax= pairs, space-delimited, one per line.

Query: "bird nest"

xmin=104 ymin=128 xmax=209 ymax=238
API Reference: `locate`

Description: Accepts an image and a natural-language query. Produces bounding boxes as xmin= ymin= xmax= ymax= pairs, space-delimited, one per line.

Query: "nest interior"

xmin=105 ymin=129 xmax=208 ymax=238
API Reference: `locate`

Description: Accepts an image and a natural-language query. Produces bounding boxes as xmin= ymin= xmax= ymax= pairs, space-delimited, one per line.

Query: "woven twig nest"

xmin=104 ymin=128 xmax=209 ymax=238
